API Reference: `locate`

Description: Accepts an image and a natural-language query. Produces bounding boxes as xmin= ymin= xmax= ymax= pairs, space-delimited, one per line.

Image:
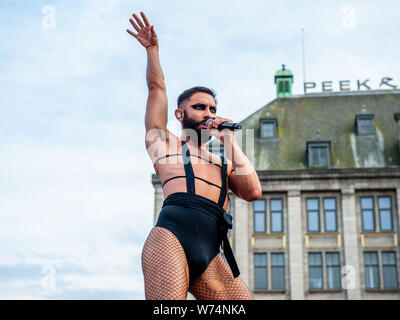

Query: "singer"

xmin=127 ymin=12 xmax=261 ymax=300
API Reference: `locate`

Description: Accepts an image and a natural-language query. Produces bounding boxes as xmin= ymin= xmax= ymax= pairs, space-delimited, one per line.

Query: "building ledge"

xmin=253 ymin=289 xmax=286 ymax=294
xmin=365 ymin=288 xmax=400 ymax=293
xmin=308 ymin=289 xmax=343 ymax=293
xmin=257 ymin=167 xmax=400 ymax=182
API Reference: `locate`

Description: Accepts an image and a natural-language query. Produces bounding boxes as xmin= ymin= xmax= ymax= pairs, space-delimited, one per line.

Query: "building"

xmin=151 ymin=65 xmax=400 ymax=300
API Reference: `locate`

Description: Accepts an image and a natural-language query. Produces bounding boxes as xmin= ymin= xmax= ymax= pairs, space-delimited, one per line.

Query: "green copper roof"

xmin=237 ymin=90 xmax=400 ymax=170
xmin=274 ymin=64 xmax=293 ymax=77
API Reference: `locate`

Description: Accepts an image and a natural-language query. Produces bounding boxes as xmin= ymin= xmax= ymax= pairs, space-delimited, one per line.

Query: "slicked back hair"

xmin=177 ymin=86 xmax=217 ymax=109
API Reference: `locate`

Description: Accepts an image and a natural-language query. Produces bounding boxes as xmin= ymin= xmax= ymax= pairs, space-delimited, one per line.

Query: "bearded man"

xmin=127 ymin=11 xmax=261 ymax=300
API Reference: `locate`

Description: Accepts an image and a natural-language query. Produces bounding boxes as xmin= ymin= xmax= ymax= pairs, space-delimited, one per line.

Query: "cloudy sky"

xmin=1 ymin=0 xmax=399 ymax=299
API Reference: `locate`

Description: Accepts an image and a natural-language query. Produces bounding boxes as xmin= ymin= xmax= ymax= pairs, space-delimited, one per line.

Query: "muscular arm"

xmin=127 ymin=12 xmax=171 ymax=150
xmin=144 ymin=46 xmax=168 ymax=132
xmin=225 ymin=136 xmax=262 ymax=201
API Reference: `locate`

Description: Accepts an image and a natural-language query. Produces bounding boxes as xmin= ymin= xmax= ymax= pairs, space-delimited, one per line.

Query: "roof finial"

xmin=282 ymin=64 xmax=286 ymax=70
xmin=361 ymin=104 xmax=367 ymax=113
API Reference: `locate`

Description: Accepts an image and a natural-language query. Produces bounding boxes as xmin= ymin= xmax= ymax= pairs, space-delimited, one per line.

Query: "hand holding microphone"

xmin=205 ymin=119 xmax=242 ymax=131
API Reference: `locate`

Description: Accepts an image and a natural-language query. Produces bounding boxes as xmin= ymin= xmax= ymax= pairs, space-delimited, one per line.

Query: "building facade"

xmin=152 ymin=66 xmax=400 ymax=300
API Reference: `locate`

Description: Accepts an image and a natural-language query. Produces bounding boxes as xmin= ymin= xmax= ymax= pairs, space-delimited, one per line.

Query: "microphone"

xmin=205 ymin=119 xmax=242 ymax=131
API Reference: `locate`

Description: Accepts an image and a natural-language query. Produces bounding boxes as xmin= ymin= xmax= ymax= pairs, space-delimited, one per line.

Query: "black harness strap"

xmin=216 ymin=155 xmax=240 ymax=277
xmin=181 ymin=141 xmax=195 ymax=194
xmin=161 ymin=176 xmax=186 ymax=188
xmin=217 ymin=156 xmax=227 ymax=207
xmin=162 ymin=175 xmax=223 ymax=190
xmin=194 ymin=176 xmax=222 ymax=190
xmin=155 ymin=153 xmax=222 ymax=168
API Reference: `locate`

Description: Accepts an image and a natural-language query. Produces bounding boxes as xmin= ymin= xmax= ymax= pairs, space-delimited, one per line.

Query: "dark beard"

xmin=181 ymin=110 xmax=212 ymax=146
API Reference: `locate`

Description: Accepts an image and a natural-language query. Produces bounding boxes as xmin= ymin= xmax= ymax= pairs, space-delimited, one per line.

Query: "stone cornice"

xmin=256 ymin=167 xmax=400 ymax=182
xmin=152 ymin=168 xmax=400 ymax=188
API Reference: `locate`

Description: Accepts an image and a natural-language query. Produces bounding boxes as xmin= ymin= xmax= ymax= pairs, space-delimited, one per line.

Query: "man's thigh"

xmin=189 ymin=253 xmax=254 ymax=300
xmin=142 ymin=226 xmax=190 ymax=300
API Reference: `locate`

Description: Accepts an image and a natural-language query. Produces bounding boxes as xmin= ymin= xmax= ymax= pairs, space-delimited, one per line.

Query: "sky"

xmin=0 ymin=0 xmax=399 ymax=299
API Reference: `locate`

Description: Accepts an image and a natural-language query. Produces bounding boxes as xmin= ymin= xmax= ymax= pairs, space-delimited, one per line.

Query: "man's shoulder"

xmin=145 ymin=128 xmax=181 ymax=164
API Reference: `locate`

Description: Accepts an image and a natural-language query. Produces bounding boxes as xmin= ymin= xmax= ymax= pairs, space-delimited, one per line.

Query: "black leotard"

xmin=155 ymin=140 xmax=240 ymax=280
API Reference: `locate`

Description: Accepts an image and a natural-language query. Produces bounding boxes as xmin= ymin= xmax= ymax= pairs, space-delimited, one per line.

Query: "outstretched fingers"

xmin=129 ymin=17 xmax=140 ymax=32
xmin=126 ymin=12 xmax=156 ymax=45
xmin=133 ymin=13 xmax=145 ymax=29
xmin=126 ymin=28 xmax=137 ymax=38
xmin=140 ymin=12 xmax=151 ymax=27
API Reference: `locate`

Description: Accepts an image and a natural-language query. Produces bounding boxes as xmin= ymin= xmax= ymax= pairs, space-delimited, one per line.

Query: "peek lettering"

xmin=304 ymin=77 xmax=398 ymax=93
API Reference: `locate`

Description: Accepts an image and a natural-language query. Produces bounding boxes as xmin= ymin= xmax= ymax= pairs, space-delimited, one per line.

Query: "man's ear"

xmin=175 ymin=109 xmax=183 ymax=120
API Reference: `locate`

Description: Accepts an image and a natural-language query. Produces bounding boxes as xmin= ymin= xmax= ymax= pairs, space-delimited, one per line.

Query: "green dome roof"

xmin=275 ymin=64 xmax=293 ymax=77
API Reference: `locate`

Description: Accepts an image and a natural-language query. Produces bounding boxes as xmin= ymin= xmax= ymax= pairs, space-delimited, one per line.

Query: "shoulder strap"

xmin=217 ymin=155 xmax=227 ymax=207
xmin=181 ymin=141 xmax=195 ymax=194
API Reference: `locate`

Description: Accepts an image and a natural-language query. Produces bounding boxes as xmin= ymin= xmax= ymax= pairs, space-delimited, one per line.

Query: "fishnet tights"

xmin=142 ymin=226 xmax=189 ymax=299
xmin=142 ymin=226 xmax=254 ymax=300
xmin=189 ymin=253 xmax=254 ymax=300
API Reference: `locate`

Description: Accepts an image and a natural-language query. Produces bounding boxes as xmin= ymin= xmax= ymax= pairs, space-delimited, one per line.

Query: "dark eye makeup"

xmin=191 ymin=104 xmax=217 ymax=113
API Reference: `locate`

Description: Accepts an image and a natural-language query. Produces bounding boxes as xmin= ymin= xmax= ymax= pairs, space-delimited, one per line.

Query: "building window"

xmin=308 ymin=252 xmax=342 ymax=290
xmin=324 ymin=198 xmax=337 ymax=232
xmin=355 ymin=114 xmax=374 ymax=135
xmin=364 ymin=251 xmax=399 ymax=290
xmin=253 ymin=197 xmax=284 ymax=234
xmin=364 ymin=252 xmax=380 ymax=289
xmin=306 ymin=141 xmax=331 ymax=168
xmin=278 ymin=80 xmax=290 ymax=93
xmin=260 ymin=117 xmax=277 ymax=138
xmin=270 ymin=199 xmax=283 ymax=233
xmin=306 ymin=196 xmax=338 ymax=233
xmin=261 ymin=121 xmax=274 ymax=138
xmin=307 ymin=198 xmax=320 ymax=232
xmin=358 ymin=119 xmax=373 ymax=134
xmin=309 ymin=253 xmax=323 ymax=289
xmin=326 ymin=253 xmax=341 ymax=289
xmin=311 ymin=146 xmax=328 ymax=166
xmin=271 ymin=253 xmax=285 ymax=289
xmin=254 ymin=200 xmax=266 ymax=233
xmin=361 ymin=197 xmax=375 ymax=231
xmin=254 ymin=253 xmax=286 ymax=291
xmin=378 ymin=197 xmax=393 ymax=231
xmin=254 ymin=253 xmax=268 ymax=289
xmin=382 ymin=252 xmax=399 ymax=289
xmin=360 ymin=195 xmax=394 ymax=232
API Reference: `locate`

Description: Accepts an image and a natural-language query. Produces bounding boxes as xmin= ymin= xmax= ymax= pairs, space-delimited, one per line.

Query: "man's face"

xmin=180 ymin=92 xmax=217 ymax=145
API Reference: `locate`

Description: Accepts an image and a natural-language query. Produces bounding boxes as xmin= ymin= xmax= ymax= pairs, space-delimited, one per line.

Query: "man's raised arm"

xmin=127 ymin=12 xmax=168 ymax=134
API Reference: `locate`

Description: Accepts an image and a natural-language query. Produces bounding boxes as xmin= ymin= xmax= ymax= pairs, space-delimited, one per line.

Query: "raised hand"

xmin=126 ymin=12 xmax=158 ymax=49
